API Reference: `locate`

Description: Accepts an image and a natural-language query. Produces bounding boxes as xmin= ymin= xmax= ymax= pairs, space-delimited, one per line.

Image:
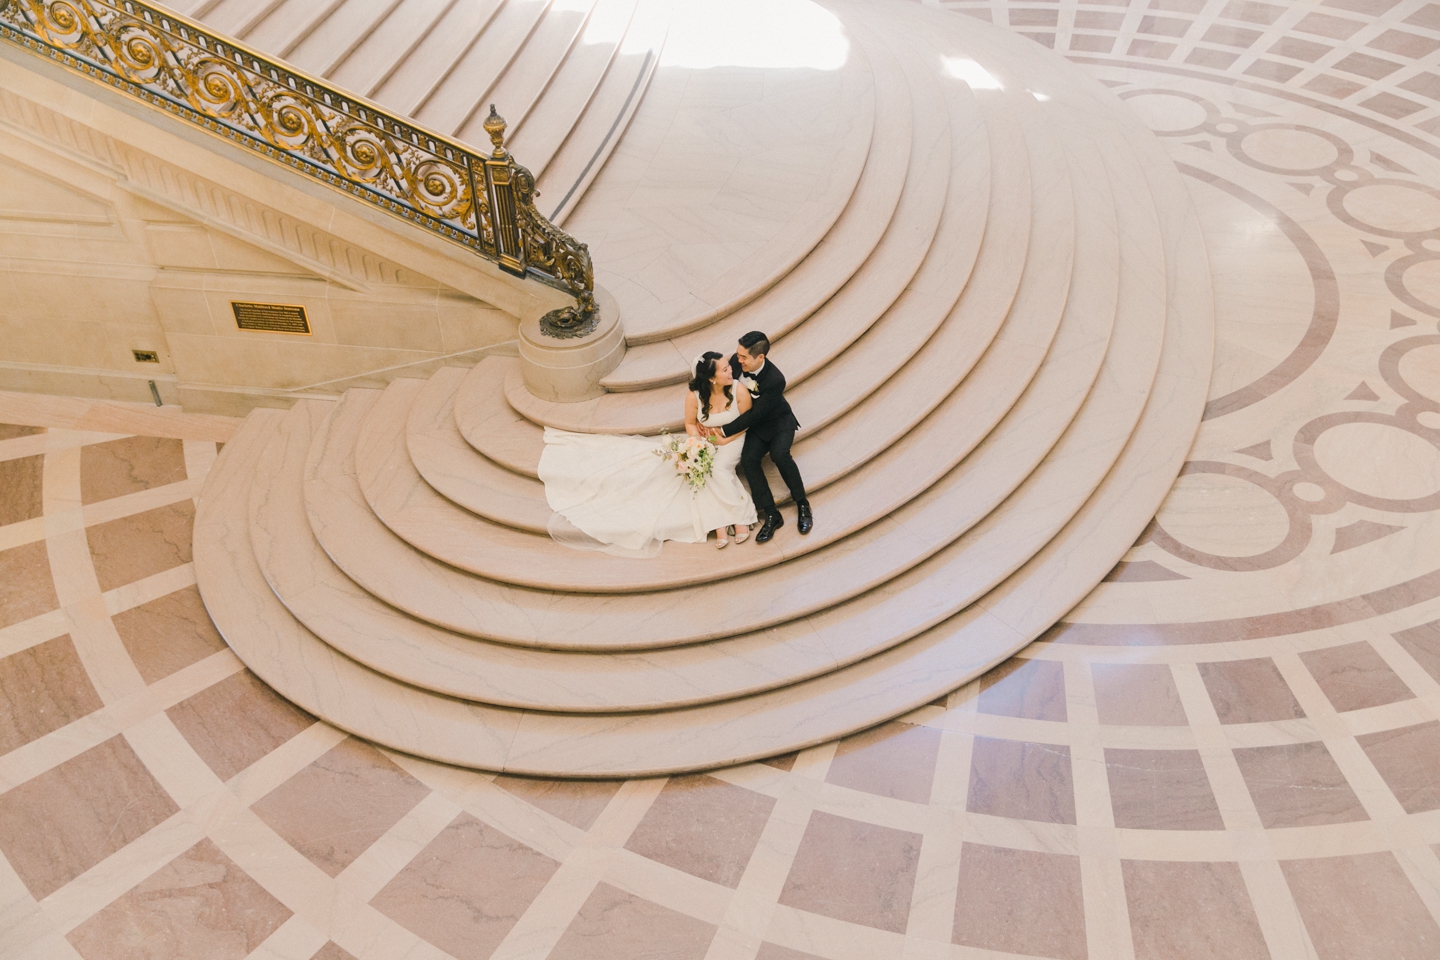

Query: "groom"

xmin=709 ymin=331 xmax=812 ymax=542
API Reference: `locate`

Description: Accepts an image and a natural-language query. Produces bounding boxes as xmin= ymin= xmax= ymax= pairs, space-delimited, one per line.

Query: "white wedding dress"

xmin=538 ymin=392 xmax=758 ymax=557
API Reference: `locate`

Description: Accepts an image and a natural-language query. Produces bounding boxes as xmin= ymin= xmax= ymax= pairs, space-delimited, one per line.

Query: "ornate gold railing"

xmin=0 ymin=0 xmax=598 ymax=336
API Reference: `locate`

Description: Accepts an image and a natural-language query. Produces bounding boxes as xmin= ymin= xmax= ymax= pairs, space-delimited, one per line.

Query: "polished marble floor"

xmin=7 ymin=0 xmax=1440 ymax=957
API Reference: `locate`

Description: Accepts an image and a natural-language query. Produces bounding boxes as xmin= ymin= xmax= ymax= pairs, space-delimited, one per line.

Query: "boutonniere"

xmin=738 ymin=375 xmax=759 ymax=396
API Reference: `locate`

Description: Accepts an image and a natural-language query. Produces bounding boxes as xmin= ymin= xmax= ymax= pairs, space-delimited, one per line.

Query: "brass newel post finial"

xmin=483 ymin=104 xmax=508 ymax=158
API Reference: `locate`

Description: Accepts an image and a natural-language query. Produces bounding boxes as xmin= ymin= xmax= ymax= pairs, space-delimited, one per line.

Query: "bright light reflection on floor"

xmin=661 ymin=0 xmax=849 ymax=69
xmin=943 ymin=56 xmax=1003 ymax=91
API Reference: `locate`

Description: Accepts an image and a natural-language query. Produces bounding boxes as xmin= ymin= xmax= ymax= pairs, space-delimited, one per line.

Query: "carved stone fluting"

xmin=0 ymin=0 xmax=599 ymax=323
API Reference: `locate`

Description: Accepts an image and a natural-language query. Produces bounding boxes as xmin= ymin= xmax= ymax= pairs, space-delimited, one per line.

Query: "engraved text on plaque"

xmin=231 ymin=301 xmax=311 ymax=335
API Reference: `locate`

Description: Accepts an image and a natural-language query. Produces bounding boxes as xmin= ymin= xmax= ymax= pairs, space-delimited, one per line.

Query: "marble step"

xmin=462 ymin=0 xmax=602 ymax=137
xmin=372 ymin=0 xmax=509 ymax=116
xmin=584 ymin=12 xmax=885 ymax=346
xmin=243 ymin=0 xmax=348 ymax=57
xmin=258 ymin=106 xmax=1140 ymax=706
xmin=331 ymin=110 xmax=1114 ymax=606
xmin=507 ymin=47 xmax=1010 ymax=436
xmin=420 ymin=71 xmax=1033 ymax=529
xmin=532 ymin=0 xmax=668 ymax=221
xmin=601 ymin=11 xmax=932 ymax=378
xmin=598 ymin=5 xmax=990 ymax=393
xmin=328 ymin=0 xmax=463 ymax=99
xmin=287 ymin=0 xmax=409 ymax=78
xmin=192 ymin=1 xmax=1214 ymax=774
xmin=503 ymin=0 xmax=642 ymax=170
xmin=201 ymin=184 xmax=1166 ymax=769
xmin=407 ymin=367 xmax=551 ymax=534
xmin=411 ymin=0 xmax=589 ymax=135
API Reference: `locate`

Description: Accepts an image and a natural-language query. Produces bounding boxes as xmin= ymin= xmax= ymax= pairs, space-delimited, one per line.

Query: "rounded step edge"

xmin=601 ymin=3 xmax=986 ymax=392
xmin=354 ymin=75 xmax=1099 ymax=596
xmin=612 ymin=9 xmax=888 ymax=347
xmin=197 ymin=231 xmax=1198 ymax=776
xmin=406 ymin=365 xmax=552 ymax=534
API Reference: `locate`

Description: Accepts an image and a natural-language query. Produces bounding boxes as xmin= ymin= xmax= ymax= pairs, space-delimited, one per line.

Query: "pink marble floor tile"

xmin=547 ymin=881 xmax=716 ymax=960
xmin=825 ymin=721 xmax=941 ymax=804
xmin=0 ymin=540 xmax=60 ymax=629
xmin=1189 ymin=48 xmax=1242 ymax=69
xmin=760 ymin=752 xmax=798 ymax=771
xmin=1333 ymin=0 xmax=1405 ymax=15
xmin=251 ymin=738 xmax=431 ymax=876
xmin=952 ymin=843 xmax=1086 ymax=960
xmin=754 ymin=944 xmax=827 ymax=960
xmin=79 ymin=437 xmax=187 ymax=506
xmin=112 ymin=585 xmax=229 ymax=685
xmin=1334 ymin=51 xmax=1403 ymax=79
xmin=1232 ymin=742 xmax=1369 ymax=828
xmin=1219 ymin=1 xmax=1286 ymax=25
xmin=624 ymin=774 xmax=775 ymax=888
xmin=1400 ymin=73 xmax=1440 ymax=103
xmin=1282 ymin=852 xmax=1440 ymax=960
xmin=967 ymin=737 xmax=1078 ymax=825
xmin=1295 ymin=12 xmax=1366 ymax=39
xmin=0 ymin=735 xmax=179 ymax=899
xmin=66 ymin=838 xmax=291 ymax=960
xmin=1389 ymin=619 xmax=1440 ymax=686
xmin=166 ymin=670 xmax=314 ymax=781
xmin=0 ymin=454 xmax=42 ymax=526
xmin=1361 ymin=91 xmax=1425 ymax=118
xmin=311 ymin=944 xmax=359 ymax=960
xmin=87 ymin=501 xmax=195 ymax=593
xmin=1245 ymin=59 xmax=1304 ymax=82
xmin=1269 ymin=36 xmax=1333 ymax=61
xmin=1198 ymin=658 xmax=1305 ymax=724
xmin=1105 ymin=748 xmax=1225 ymax=830
xmin=0 ymin=423 xmax=44 ymax=441
xmin=1203 ymin=24 xmax=1264 ymax=47
xmin=779 ymin=810 xmax=922 ymax=933
xmin=491 ymin=775 xmax=621 ymax=830
xmin=0 ymin=634 xmax=102 ymax=756
xmin=370 ymin=812 xmax=558 ymax=960
xmin=1071 ymin=33 xmax=1118 ymax=53
xmin=1092 ymin=664 xmax=1189 ymax=726
xmin=1122 ymin=860 xmax=1268 ymax=960
xmin=1369 ymin=28 xmax=1440 ymax=57
xmin=1300 ymin=641 xmax=1415 ymax=712
xmin=1305 ymin=74 xmax=1367 ymax=98
xmin=978 ymin=658 xmax=1068 ymax=722
xmin=1356 ymin=721 xmax=1440 ymax=814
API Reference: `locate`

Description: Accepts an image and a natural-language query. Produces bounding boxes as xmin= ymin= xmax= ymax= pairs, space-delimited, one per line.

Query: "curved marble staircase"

xmin=175 ymin=0 xmax=669 ymax=223
xmin=193 ymin=0 xmax=1215 ymax=777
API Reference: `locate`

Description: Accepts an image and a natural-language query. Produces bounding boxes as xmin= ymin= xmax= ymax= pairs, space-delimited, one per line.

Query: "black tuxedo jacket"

xmin=722 ymin=355 xmax=799 ymax=439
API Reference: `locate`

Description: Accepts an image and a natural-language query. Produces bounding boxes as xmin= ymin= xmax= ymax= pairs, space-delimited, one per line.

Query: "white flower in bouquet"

xmin=656 ymin=432 xmax=717 ymax=492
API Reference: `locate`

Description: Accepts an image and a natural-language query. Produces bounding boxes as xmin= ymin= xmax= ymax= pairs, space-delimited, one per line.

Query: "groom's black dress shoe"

xmin=797 ymin=502 xmax=813 ymax=535
xmin=755 ymin=511 xmax=784 ymax=543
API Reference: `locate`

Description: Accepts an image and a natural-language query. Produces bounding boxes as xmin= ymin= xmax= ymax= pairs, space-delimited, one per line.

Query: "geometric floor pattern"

xmin=7 ymin=0 xmax=1440 ymax=956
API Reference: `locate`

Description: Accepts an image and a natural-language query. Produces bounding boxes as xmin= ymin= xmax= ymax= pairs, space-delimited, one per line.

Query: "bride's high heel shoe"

xmin=734 ymin=526 xmax=750 ymax=544
xmin=715 ymin=537 xmax=729 ymax=549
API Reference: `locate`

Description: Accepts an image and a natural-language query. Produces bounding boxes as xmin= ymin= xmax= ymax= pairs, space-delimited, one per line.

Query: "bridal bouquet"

xmin=656 ymin=432 xmax=717 ymax=492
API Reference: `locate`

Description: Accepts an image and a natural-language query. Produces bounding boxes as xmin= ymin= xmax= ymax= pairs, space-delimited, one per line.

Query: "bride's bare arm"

xmin=737 ymin=387 xmax=753 ymax=415
xmin=684 ymin=391 xmax=701 ymax=436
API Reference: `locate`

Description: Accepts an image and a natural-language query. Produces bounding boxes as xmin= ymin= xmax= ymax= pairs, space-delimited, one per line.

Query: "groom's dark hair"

xmin=738 ymin=330 xmax=770 ymax=358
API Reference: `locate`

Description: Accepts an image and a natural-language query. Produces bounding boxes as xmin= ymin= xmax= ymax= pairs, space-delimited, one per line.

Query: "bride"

xmin=538 ymin=351 xmax=758 ymax=557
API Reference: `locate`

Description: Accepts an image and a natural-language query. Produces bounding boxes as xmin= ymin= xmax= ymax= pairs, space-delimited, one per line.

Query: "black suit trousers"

xmin=740 ymin=424 xmax=807 ymax=515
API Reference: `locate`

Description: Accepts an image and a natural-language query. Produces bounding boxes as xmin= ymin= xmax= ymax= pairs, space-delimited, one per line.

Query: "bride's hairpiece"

xmin=693 ymin=352 xmax=722 ymax=376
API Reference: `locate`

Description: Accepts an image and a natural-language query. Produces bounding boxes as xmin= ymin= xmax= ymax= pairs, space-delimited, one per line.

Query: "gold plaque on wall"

xmin=231 ymin=301 xmax=311 ymax=335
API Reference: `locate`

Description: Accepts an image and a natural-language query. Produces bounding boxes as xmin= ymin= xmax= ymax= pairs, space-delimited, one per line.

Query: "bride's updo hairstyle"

xmin=689 ymin=351 xmax=731 ymax=419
